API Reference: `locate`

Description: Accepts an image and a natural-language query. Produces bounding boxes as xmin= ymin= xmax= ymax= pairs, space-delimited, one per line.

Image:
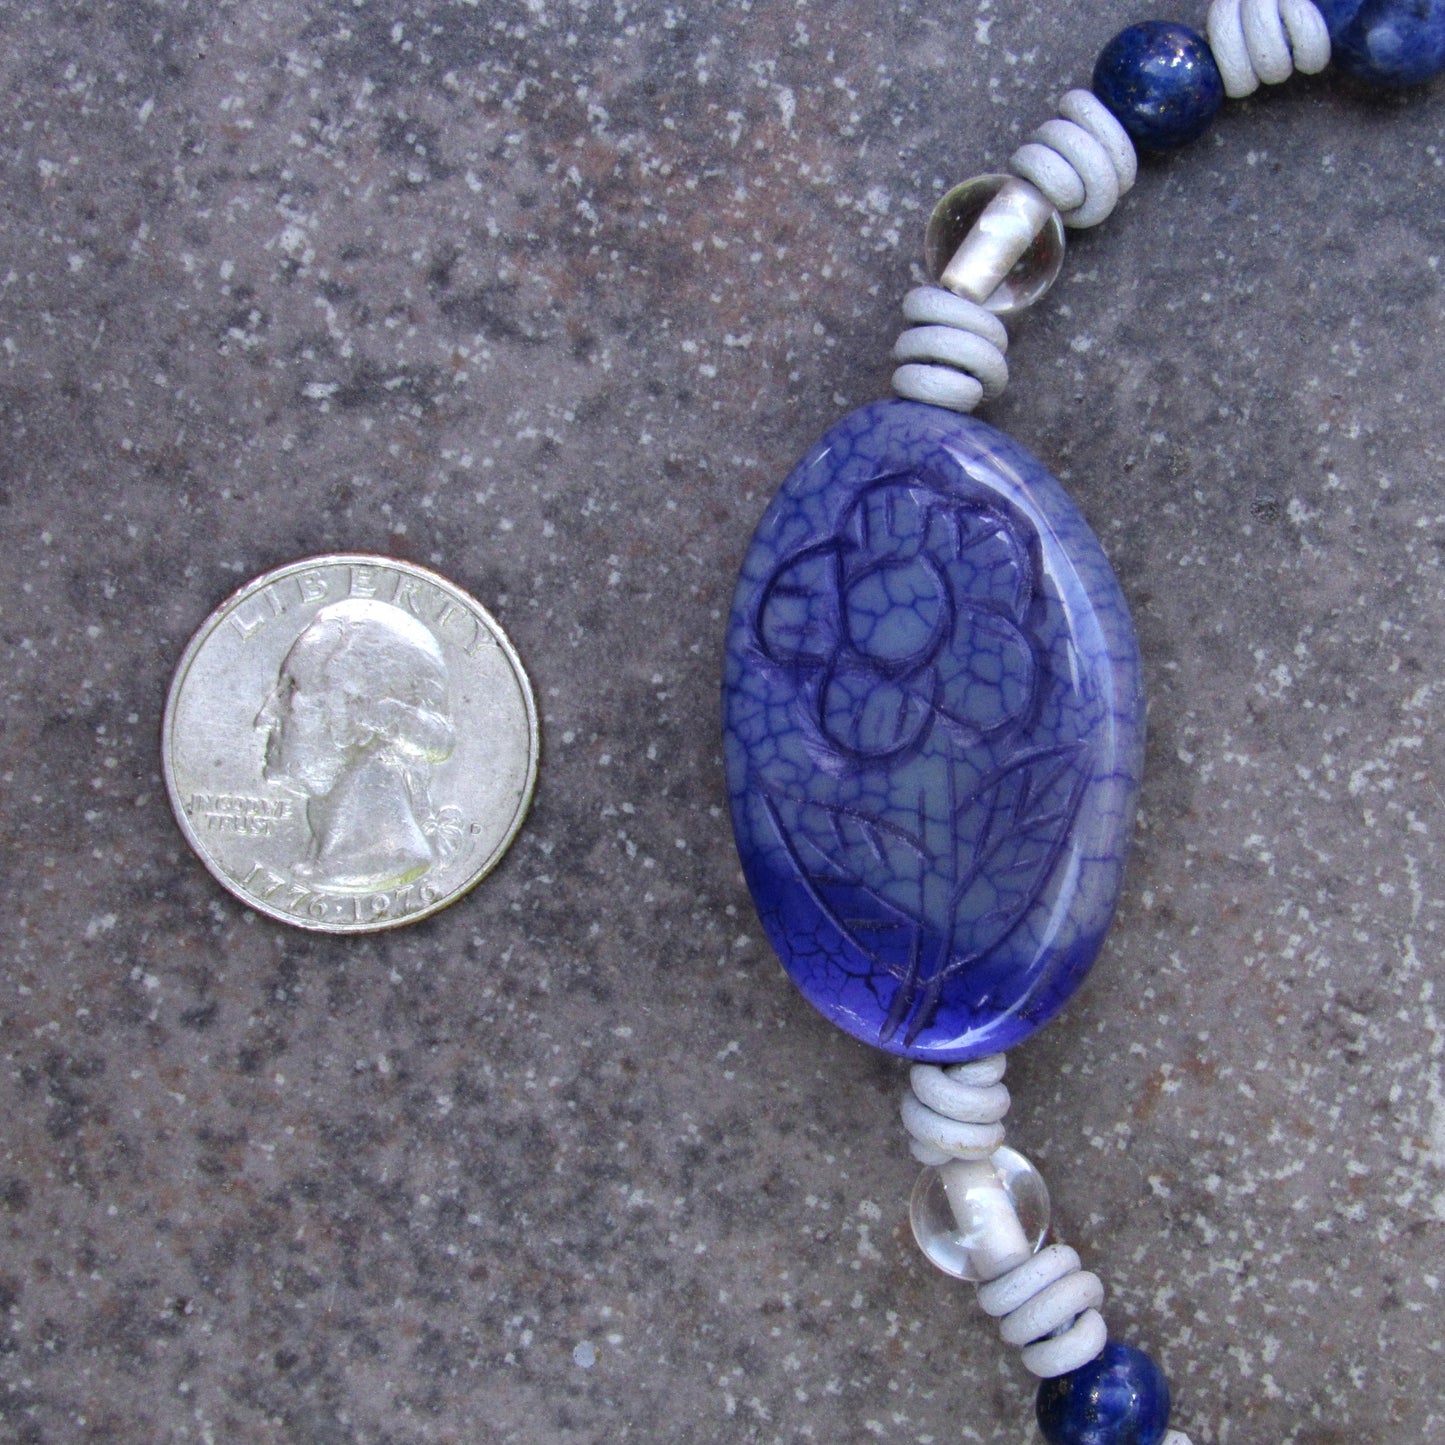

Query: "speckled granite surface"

xmin=1 ymin=2 xmax=1442 ymax=1442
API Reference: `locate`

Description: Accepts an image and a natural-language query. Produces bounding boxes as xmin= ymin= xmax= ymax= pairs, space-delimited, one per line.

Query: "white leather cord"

xmin=1207 ymin=0 xmax=1331 ymax=97
xmin=1009 ymin=88 xmax=1138 ymax=229
xmin=891 ymin=287 xmax=1011 ymax=415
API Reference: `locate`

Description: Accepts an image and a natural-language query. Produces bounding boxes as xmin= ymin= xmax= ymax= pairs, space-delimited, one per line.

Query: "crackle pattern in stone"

xmin=724 ymin=400 xmax=1144 ymax=1061
xmin=1316 ymin=0 xmax=1445 ymax=85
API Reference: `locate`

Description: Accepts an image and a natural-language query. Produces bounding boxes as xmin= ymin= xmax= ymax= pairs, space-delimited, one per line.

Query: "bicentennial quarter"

xmin=163 ymin=555 xmax=539 ymax=933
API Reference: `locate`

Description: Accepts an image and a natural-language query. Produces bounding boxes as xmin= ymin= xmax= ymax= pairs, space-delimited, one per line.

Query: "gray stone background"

xmin=1 ymin=0 xmax=1442 ymax=1441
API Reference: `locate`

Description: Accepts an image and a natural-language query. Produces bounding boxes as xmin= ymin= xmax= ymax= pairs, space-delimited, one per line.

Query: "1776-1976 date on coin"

xmin=163 ymin=555 xmax=539 ymax=934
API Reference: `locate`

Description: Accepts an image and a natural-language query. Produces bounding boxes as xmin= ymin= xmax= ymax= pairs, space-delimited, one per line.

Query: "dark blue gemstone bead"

xmin=1315 ymin=0 xmax=1445 ymax=86
xmin=1036 ymin=1342 xmax=1172 ymax=1445
xmin=1092 ymin=22 xmax=1224 ymax=152
xmin=722 ymin=400 xmax=1144 ymax=1062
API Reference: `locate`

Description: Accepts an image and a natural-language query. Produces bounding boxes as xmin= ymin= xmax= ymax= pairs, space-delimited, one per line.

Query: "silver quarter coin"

xmin=163 ymin=555 xmax=539 ymax=933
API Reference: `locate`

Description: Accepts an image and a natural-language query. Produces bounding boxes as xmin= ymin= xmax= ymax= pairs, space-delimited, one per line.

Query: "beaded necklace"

xmin=723 ymin=3 xmax=1445 ymax=1441
xmin=5 ymin=4 xmax=1440 ymax=1440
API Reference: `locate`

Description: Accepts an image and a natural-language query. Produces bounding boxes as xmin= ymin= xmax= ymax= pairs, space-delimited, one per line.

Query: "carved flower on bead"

xmin=754 ymin=473 xmax=1040 ymax=764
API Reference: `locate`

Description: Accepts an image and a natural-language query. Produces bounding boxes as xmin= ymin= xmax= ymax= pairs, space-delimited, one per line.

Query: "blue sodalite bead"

xmin=722 ymin=400 xmax=1144 ymax=1062
xmin=1035 ymin=1342 xmax=1172 ymax=1445
xmin=1092 ymin=22 xmax=1224 ymax=152
xmin=1315 ymin=0 xmax=1445 ymax=86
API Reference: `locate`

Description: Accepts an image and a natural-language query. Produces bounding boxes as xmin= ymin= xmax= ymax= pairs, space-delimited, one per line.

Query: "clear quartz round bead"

xmin=909 ymin=1146 xmax=1051 ymax=1282
xmin=924 ymin=174 xmax=1066 ymax=316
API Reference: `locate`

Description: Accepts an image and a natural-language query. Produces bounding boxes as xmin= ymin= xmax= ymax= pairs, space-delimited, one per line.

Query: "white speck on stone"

xmin=278 ymin=224 xmax=309 ymax=259
xmin=572 ymin=1340 xmax=596 ymax=1368
xmin=1422 ymin=986 xmax=1445 ymax=1215
xmin=137 ymin=97 xmax=155 ymax=125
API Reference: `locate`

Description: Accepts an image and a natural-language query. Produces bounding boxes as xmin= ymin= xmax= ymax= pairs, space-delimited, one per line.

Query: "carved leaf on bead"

xmin=764 ymin=742 xmax=1089 ymax=1044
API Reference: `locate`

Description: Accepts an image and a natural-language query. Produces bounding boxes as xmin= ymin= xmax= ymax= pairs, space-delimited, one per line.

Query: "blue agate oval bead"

xmin=1035 ymin=1342 xmax=1172 ymax=1445
xmin=722 ymin=400 xmax=1144 ymax=1062
xmin=1314 ymin=0 xmax=1445 ymax=86
xmin=1092 ymin=22 xmax=1224 ymax=152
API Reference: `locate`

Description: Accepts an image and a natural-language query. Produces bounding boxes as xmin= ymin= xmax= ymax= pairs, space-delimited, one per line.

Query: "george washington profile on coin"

xmin=255 ymin=598 xmax=463 ymax=893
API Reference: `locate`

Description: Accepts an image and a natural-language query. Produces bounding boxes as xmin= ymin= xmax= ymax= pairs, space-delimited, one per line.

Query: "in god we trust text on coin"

xmin=163 ymin=555 xmax=539 ymax=933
